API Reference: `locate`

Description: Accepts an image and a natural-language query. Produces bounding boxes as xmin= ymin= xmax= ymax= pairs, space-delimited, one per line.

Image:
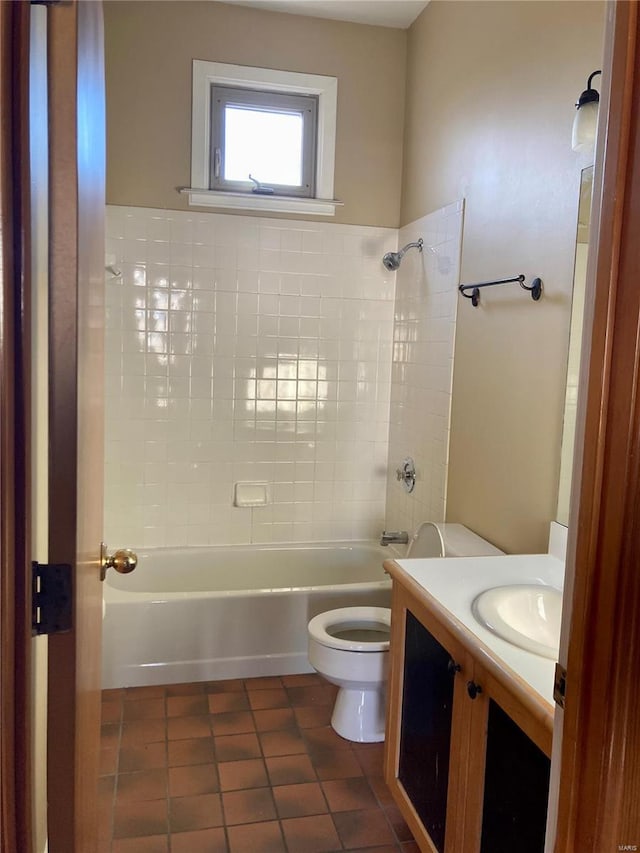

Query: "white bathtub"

xmin=101 ymin=541 xmax=391 ymax=688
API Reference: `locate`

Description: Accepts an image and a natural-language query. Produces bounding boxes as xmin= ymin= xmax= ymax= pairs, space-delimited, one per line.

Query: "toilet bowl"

xmin=308 ymin=606 xmax=391 ymax=743
xmin=307 ymin=522 xmax=503 ymax=743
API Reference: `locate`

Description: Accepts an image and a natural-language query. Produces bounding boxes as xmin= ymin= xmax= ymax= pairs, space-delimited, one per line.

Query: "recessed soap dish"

xmin=233 ymin=482 xmax=269 ymax=507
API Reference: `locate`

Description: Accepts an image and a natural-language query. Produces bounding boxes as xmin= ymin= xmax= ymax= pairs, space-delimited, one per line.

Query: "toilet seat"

xmin=308 ymin=606 xmax=391 ymax=652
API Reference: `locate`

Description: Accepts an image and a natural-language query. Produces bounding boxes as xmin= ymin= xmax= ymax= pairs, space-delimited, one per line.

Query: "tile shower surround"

xmin=384 ymin=203 xmax=463 ymax=538
xmin=104 ymin=207 xmax=397 ymax=548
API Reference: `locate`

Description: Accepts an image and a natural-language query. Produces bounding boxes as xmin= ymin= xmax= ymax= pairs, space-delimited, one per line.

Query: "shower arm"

xmin=398 ymin=238 xmax=424 ymax=259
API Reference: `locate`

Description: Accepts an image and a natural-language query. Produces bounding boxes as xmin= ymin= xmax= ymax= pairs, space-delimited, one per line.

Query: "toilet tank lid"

xmin=440 ymin=523 xmax=504 ymax=557
xmin=408 ymin=522 xmax=503 ymax=558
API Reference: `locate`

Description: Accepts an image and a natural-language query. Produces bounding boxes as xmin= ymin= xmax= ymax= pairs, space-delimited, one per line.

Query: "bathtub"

xmin=101 ymin=541 xmax=391 ymax=688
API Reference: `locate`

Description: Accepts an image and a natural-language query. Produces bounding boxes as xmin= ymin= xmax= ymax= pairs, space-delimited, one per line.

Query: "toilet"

xmin=307 ymin=522 xmax=503 ymax=743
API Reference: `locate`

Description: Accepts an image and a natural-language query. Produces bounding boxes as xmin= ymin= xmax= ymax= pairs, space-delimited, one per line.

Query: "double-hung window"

xmin=186 ymin=61 xmax=339 ymax=215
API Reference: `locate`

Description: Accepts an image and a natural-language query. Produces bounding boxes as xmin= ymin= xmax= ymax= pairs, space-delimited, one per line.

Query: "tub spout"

xmin=380 ymin=530 xmax=409 ymax=547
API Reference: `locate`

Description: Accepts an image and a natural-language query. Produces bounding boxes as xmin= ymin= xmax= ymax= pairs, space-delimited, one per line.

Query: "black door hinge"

xmin=554 ymin=662 xmax=567 ymax=709
xmin=32 ymin=561 xmax=72 ymax=636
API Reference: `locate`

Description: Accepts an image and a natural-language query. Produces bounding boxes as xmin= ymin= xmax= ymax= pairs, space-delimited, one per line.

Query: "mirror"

xmin=556 ymin=165 xmax=594 ymax=526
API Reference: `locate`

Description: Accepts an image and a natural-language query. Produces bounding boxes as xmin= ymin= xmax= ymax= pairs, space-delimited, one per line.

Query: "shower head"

xmin=382 ymin=238 xmax=424 ymax=271
xmin=382 ymin=252 xmax=402 ymax=271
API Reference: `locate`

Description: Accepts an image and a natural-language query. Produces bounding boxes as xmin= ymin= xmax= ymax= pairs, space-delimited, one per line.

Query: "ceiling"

xmin=225 ymin=0 xmax=430 ymax=29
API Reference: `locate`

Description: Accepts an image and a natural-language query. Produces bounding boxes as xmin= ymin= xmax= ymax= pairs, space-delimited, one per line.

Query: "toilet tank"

xmin=406 ymin=522 xmax=503 ymax=559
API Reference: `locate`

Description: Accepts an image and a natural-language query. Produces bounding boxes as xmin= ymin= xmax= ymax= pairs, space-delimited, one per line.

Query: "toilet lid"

xmin=308 ymin=606 xmax=391 ymax=652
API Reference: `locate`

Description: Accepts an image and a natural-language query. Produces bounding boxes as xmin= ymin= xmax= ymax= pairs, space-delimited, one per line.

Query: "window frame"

xmin=188 ymin=60 xmax=339 ymax=215
xmin=210 ymin=84 xmax=318 ymax=198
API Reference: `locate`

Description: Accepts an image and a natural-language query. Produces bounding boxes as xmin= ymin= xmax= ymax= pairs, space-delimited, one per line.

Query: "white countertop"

xmin=393 ymin=553 xmax=564 ymax=708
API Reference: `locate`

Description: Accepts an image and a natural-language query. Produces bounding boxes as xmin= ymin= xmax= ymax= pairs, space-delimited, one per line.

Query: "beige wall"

xmin=103 ymin=1 xmax=407 ymax=228
xmin=403 ymin=1 xmax=604 ymax=553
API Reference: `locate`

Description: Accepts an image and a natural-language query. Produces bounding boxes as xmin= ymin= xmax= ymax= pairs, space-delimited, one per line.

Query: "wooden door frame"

xmin=555 ymin=0 xmax=640 ymax=848
xmin=0 ymin=1 xmax=33 ymax=850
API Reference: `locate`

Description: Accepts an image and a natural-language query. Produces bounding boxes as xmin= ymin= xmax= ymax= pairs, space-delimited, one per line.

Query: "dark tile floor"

xmin=99 ymin=673 xmax=418 ymax=853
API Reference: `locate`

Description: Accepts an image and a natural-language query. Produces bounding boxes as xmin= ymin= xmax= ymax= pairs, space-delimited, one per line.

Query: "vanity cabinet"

xmin=384 ymin=576 xmax=553 ymax=853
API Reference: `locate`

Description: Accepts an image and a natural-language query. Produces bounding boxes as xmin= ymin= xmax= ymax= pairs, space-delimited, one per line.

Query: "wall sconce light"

xmin=572 ymin=70 xmax=602 ymax=153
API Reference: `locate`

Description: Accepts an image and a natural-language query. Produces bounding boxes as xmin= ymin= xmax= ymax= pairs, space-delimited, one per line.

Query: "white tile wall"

xmin=385 ymin=201 xmax=464 ymax=538
xmin=104 ymin=206 xmax=396 ymax=547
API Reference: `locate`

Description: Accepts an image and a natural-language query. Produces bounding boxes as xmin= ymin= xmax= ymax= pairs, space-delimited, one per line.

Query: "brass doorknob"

xmin=100 ymin=543 xmax=138 ymax=581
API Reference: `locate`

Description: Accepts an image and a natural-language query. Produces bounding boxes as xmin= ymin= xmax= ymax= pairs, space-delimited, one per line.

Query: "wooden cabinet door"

xmin=461 ymin=664 xmax=553 ymax=853
xmin=398 ymin=609 xmax=458 ymax=851
xmin=385 ymin=583 xmax=472 ymax=853
xmin=479 ymin=699 xmax=551 ymax=853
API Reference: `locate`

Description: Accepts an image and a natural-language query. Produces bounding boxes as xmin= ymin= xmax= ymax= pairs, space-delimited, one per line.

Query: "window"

xmin=186 ymin=61 xmax=340 ymax=215
xmin=211 ymin=86 xmax=317 ymax=197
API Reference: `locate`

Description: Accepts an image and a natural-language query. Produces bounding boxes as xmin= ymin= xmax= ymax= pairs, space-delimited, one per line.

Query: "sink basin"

xmin=471 ymin=584 xmax=562 ymax=659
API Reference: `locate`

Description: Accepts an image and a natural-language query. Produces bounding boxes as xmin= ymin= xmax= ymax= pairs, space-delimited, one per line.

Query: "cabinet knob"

xmin=466 ymin=680 xmax=483 ymax=700
xmin=447 ymin=658 xmax=461 ymax=675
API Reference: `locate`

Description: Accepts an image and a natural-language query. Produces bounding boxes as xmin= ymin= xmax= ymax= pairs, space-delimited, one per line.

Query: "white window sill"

xmin=179 ymin=188 xmax=342 ymax=217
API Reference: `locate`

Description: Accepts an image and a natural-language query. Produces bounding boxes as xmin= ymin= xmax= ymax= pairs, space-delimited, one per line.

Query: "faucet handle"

xmin=395 ymin=457 xmax=416 ymax=493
